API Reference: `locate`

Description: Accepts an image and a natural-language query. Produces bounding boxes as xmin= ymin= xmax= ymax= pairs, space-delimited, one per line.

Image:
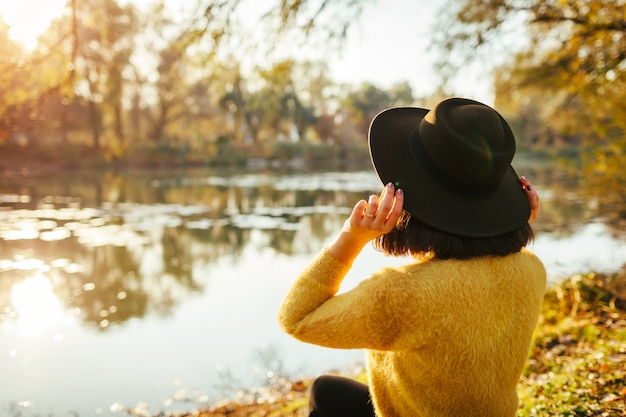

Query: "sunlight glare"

xmin=0 ymin=0 xmax=66 ymax=50
xmin=11 ymin=274 xmax=63 ymax=334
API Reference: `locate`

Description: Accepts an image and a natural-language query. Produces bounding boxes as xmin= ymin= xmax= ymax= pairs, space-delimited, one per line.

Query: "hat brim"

xmin=368 ymin=107 xmax=530 ymax=238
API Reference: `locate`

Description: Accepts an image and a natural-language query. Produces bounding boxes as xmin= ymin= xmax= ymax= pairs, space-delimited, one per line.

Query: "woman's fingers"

xmin=376 ymin=183 xmax=401 ymax=223
xmin=387 ymin=187 xmax=404 ymax=223
xmin=344 ymin=183 xmax=404 ymax=241
xmin=366 ymin=183 xmax=404 ymax=227
xmin=363 ymin=194 xmax=380 ymax=219
xmin=520 ymin=176 xmax=540 ymax=222
xmin=375 ymin=184 xmax=393 ymax=217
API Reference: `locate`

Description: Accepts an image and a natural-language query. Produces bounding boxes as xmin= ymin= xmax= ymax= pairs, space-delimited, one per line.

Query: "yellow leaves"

xmin=445 ymin=0 xmax=626 ymax=158
xmin=519 ymin=272 xmax=626 ymax=416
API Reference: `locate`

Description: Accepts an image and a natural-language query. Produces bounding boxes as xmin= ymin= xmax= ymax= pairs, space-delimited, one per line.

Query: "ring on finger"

xmin=365 ymin=212 xmax=375 ymax=218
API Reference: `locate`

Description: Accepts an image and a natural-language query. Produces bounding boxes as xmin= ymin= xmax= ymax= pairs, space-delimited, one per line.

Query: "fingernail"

xmin=397 ymin=189 xmax=403 ymax=195
xmin=386 ymin=182 xmax=393 ymax=188
xmin=521 ymin=176 xmax=527 ymax=181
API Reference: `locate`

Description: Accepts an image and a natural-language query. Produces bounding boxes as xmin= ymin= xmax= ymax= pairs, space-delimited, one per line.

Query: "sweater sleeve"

xmin=278 ymin=247 xmax=420 ymax=350
xmin=277 ymin=247 xmax=350 ymax=334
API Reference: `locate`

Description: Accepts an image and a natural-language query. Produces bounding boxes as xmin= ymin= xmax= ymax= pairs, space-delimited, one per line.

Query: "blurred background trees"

xmin=433 ymin=0 xmax=625 ymax=163
xmin=431 ymin=0 xmax=625 ymax=224
xmin=0 ymin=0 xmax=624 ymax=173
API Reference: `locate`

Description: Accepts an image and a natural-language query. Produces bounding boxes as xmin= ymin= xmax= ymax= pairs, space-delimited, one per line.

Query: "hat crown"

xmin=367 ymin=97 xmax=530 ymax=237
xmin=415 ymin=99 xmax=515 ymax=188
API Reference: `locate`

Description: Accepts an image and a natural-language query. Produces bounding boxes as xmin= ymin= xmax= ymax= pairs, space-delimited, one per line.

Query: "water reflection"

xmin=1 ymin=166 xmax=625 ymax=332
xmin=10 ymin=274 xmax=64 ymax=335
xmin=0 ymin=165 xmax=625 ymax=415
xmin=0 ymin=170 xmax=372 ymax=333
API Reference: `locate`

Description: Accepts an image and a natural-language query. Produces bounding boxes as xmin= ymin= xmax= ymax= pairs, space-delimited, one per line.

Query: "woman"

xmin=278 ymin=98 xmax=545 ymax=417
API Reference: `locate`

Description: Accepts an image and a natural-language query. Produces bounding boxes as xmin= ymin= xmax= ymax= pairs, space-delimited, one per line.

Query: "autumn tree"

xmin=343 ymin=81 xmax=415 ymax=135
xmin=431 ymin=0 xmax=626 ymax=228
xmin=0 ymin=14 xmax=76 ymax=146
xmin=192 ymin=0 xmax=371 ymax=54
xmin=75 ymin=0 xmax=137 ymax=149
xmin=0 ymin=19 xmax=29 ymax=143
xmin=30 ymin=0 xmax=138 ymax=150
xmin=218 ymin=65 xmax=253 ymax=145
xmin=247 ymin=60 xmax=305 ymax=144
xmin=432 ymin=0 xmax=626 ymax=147
xmin=149 ymin=44 xmax=188 ymax=143
xmin=185 ymin=0 xmax=371 ymax=147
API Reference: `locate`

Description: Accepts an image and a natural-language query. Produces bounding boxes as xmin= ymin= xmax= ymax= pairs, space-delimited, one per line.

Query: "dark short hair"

xmin=373 ymin=210 xmax=534 ymax=260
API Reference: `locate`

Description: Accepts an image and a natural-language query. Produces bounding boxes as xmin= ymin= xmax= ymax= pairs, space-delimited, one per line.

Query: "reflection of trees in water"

xmin=70 ymin=244 xmax=148 ymax=329
xmin=1 ymin=165 xmax=623 ymax=331
xmin=581 ymin=168 xmax=626 ymax=238
xmin=189 ymin=223 xmax=251 ymax=262
xmin=516 ymin=160 xmax=626 ymax=238
xmin=162 ymin=227 xmax=194 ymax=283
xmin=290 ymin=213 xmax=346 ymax=254
xmin=0 ymin=171 xmax=355 ymax=330
xmin=570 ymin=167 xmax=623 ymax=239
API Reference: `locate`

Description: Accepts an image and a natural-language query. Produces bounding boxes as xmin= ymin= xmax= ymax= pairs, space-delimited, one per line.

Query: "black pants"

xmin=308 ymin=374 xmax=376 ymax=417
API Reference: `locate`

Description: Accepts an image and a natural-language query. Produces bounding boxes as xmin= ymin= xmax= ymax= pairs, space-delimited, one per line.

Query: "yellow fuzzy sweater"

xmin=278 ymin=247 xmax=546 ymax=417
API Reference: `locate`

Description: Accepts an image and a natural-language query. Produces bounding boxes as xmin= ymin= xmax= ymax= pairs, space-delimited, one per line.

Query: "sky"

xmin=329 ymin=1 xmax=441 ymax=95
xmin=0 ymin=0 xmax=493 ymax=104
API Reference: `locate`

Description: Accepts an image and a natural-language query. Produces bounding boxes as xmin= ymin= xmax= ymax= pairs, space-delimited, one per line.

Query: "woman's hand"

xmin=520 ymin=176 xmax=540 ymax=222
xmin=329 ymin=182 xmax=404 ymax=263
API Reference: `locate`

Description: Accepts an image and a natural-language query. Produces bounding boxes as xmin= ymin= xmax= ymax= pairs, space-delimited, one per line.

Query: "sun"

xmin=0 ymin=0 xmax=66 ymax=50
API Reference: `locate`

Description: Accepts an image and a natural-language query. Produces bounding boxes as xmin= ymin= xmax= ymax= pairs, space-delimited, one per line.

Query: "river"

xmin=1 ymin=162 xmax=625 ymax=416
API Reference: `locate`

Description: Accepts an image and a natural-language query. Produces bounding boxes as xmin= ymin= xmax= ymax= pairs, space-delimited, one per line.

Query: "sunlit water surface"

xmin=0 ymin=167 xmax=625 ymax=416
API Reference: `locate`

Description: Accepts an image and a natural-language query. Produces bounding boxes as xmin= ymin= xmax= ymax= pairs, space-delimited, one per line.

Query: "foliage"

xmin=256 ymin=0 xmax=373 ymax=51
xmin=430 ymin=0 xmax=626 ymax=225
xmin=0 ymin=0 xmax=415 ymax=166
xmin=3 ymin=0 xmax=626 ymax=183
xmin=433 ymin=0 xmax=626 ymax=149
xmin=342 ymin=81 xmax=415 ymax=134
xmin=519 ymin=272 xmax=626 ymax=416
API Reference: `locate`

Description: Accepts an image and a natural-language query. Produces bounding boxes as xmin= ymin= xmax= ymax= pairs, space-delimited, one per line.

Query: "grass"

xmin=518 ymin=273 xmax=626 ymax=417
xmin=149 ymin=271 xmax=626 ymax=417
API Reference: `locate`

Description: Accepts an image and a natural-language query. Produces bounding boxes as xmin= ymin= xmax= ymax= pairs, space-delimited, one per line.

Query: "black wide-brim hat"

xmin=368 ymin=97 xmax=530 ymax=238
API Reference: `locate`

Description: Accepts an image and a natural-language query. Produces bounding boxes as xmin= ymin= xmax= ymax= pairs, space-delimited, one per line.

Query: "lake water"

xmin=1 ymin=164 xmax=625 ymax=417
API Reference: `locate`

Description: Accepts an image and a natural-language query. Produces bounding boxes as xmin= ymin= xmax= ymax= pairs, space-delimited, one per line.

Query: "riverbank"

xmin=144 ymin=269 xmax=626 ymax=417
xmin=0 ymin=141 xmax=557 ymax=180
xmin=0 ymin=141 xmax=373 ymax=177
